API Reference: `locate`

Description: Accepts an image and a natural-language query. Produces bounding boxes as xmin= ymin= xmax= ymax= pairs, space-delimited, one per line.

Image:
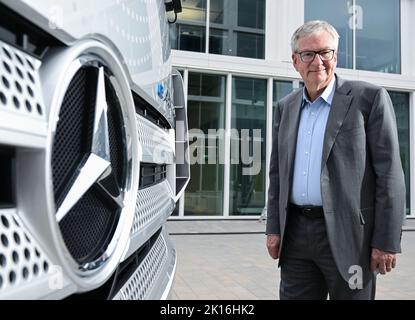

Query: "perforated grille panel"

xmin=132 ymin=181 xmax=174 ymax=234
xmin=0 ymin=42 xmax=45 ymax=119
xmin=116 ymin=233 xmax=168 ymax=300
xmin=0 ymin=210 xmax=52 ymax=293
xmin=59 ymin=187 xmax=120 ymax=263
xmin=136 ymin=114 xmax=174 ymax=164
xmin=52 ymin=67 xmax=96 ymax=208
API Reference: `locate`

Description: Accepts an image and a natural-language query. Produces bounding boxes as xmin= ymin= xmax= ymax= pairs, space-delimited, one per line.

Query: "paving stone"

xmin=168 ymin=220 xmax=415 ymax=300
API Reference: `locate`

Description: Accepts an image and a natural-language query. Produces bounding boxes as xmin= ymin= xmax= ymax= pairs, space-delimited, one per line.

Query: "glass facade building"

xmin=171 ymin=0 xmax=415 ymax=218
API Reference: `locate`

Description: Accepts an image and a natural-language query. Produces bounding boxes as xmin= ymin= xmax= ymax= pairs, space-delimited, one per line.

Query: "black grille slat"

xmin=0 ymin=146 xmax=14 ymax=208
xmin=139 ymin=163 xmax=167 ymax=189
xmin=133 ymin=93 xmax=170 ymax=130
xmin=0 ymin=3 xmax=63 ymax=59
xmin=108 ymin=228 xmax=162 ymax=299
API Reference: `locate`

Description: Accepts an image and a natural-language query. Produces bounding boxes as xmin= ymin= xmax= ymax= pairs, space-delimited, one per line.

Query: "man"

xmin=266 ymin=20 xmax=405 ymax=300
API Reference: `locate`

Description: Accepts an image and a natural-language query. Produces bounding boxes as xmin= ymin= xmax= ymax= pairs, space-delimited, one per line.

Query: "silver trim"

xmin=56 ymin=154 xmax=110 ymax=223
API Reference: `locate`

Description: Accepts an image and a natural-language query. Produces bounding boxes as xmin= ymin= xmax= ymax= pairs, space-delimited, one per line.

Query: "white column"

xmin=265 ymin=0 xmax=278 ymax=61
xmin=352 ymin=0 xmax=357 ymax=70
xmin=205 ymin=0 xmax=210 ymax=54
xmin=223 ymin=73 xmax=232 ymax=217
xmin=271 ymin=0 xmax=304 ymax=64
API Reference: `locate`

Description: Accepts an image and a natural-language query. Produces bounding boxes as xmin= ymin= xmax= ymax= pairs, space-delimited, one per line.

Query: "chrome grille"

xmin=132 ymin=181 xmax=174 ymax=234
xmin=0 ymin=42 xmax=45 ymax=119
xmin=136 ymin=114 xmax=174 ymax=164
xmin=0 ymin=209 xmax=52 ymax=295
xmin=116 ymin=232 xmax=168 ymax=300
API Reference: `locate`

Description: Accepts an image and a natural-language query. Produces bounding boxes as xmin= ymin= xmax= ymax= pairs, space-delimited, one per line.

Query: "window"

xmin=356 ymin=0 xmax=400 ymax=73
xmin=273 ymin=80 xmax=294 ymax=119
xmin=170 ymin=0 xmax=207 ymax=52
xmin=171 ymin=0 xmax=265 ymax=59
xmin=185 ymin=73 xmax=226 ymax=215
xmin=209 ymin=0 xmax=265 ymax=58
xmin=388 ymin=91 xmax=410 ymax=214
xmin=305 ymin=0 xmax=401 ymax=73
xmin=230 ymin=77 xmax=267 ymax=215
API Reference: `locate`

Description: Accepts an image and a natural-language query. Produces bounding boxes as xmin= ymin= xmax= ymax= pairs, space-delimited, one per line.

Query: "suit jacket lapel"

xmin=287 ymin=90 xmax=303 ymax=185
xmin=321 ymin=76 xmax=354 ymax=171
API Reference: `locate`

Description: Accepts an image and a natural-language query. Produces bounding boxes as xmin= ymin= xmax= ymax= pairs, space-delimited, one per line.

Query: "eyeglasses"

xmin=296 ymin=49 xmax=335 ymax=63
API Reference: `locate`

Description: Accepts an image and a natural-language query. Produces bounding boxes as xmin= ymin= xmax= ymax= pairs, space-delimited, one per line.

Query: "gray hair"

xmin=291 ymin=20 xmax=340 ymax=53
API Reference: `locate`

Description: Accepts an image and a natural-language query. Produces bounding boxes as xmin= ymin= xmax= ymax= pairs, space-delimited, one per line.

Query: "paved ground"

xmin=167 ymin=219 xmax=415 ymax=300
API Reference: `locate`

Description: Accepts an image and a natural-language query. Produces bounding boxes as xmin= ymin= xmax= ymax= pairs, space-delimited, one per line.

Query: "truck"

xmin=0 ymin=0 xmax=189 ymax=299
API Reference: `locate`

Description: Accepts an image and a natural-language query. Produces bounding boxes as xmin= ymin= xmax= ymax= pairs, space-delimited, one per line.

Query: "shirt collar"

xmin=302 ymin=76 xmax=336 ymax=106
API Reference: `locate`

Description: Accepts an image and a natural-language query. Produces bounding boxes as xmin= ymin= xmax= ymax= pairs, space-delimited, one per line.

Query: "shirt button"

xmin=303 ymin=172 xmax=306 ymax=175
xmin=311 ymin=112 xmax=315 ymax=116
xmin=308 ymin=131 xmax=311 ymax=135
xmin=302 ymin=193 xmax=306 ymax=197
xmin=305 ymin=151 xmax=309 ymax=155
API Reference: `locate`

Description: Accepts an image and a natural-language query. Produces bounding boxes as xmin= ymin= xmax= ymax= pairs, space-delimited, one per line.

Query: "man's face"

xmin=292 ymin=31 xmax=337 ymax=93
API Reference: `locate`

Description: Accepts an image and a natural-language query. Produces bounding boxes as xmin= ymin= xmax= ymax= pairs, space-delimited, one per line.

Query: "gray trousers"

xmin=279 ymin=211 xmax=376 ymax=300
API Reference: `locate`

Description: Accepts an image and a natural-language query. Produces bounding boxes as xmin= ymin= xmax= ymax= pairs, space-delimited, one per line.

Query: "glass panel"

xmin=236 ymin=32 xmax=264 ymax=59
xmin=356 ymin=0 xmax=400 ymax=73
xmin=237 ymin=0 xmax=265 ymax=29
xmin=180 ymin=0 xmax=207 ymax=22
xmin=172 ymin=25 xmax=206 ymax=52
xmin=209 ymin=29 xmax=230 ymax=55
xmin=230 ymin=77 xmax=267 ymax=215
xmin=209 ymin=0 xmax=265 ymax=59
xmin=305 ymin=0 xmax=352 ymax=69
xmin=388 ymin=91 xmax=410 ymax=215
xmin=185 ymin=73 xmax=226 ymax=216
xmin=272 ymin=80 xmax=293 ymax=119
xmin=210 ymin=0 xmax=225 ymax=24
xmin=170 ymin=0 xmax=206 ymax=53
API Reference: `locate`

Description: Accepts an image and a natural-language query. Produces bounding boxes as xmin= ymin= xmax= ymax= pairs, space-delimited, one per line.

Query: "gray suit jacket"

xmin=266 ymin=75 xmax=406 ymax=283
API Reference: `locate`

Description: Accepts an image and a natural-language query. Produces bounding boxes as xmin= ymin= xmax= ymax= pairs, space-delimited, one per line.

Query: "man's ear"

xmin=292 ymin=53 xmax=299 ymax=71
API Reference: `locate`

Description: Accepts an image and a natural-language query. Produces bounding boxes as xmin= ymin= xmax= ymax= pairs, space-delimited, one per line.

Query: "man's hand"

xmin=266 ymin=234 xmax=281 ymax=260
xmin=371 ymin=248 xmax=397 ymax=275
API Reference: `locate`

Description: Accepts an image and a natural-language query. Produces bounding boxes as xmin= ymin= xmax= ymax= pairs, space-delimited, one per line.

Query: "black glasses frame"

xmin=296 ymin=49 xmax=335 ymax=63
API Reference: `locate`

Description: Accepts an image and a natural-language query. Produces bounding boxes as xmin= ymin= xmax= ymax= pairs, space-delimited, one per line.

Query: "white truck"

xmin=0 ymin=0 xmax=189 ymax=299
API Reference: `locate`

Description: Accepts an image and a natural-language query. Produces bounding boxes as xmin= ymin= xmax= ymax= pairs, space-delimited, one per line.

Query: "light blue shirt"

xmin=290 ymin=77 xmax=336 ymax=206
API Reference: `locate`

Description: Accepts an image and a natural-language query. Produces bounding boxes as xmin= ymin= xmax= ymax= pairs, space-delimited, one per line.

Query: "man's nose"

xmin=311 ymin=53 xmax=324 ymax=65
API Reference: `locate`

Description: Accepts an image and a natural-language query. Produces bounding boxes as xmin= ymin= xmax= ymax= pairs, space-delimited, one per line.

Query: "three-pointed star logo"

xmin=56 ymin=67 xmax=124 ymax=222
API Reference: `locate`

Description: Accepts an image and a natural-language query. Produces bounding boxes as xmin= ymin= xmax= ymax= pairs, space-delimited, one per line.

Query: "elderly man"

xmin=266 ymin=20 xmax=405 ymax=300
